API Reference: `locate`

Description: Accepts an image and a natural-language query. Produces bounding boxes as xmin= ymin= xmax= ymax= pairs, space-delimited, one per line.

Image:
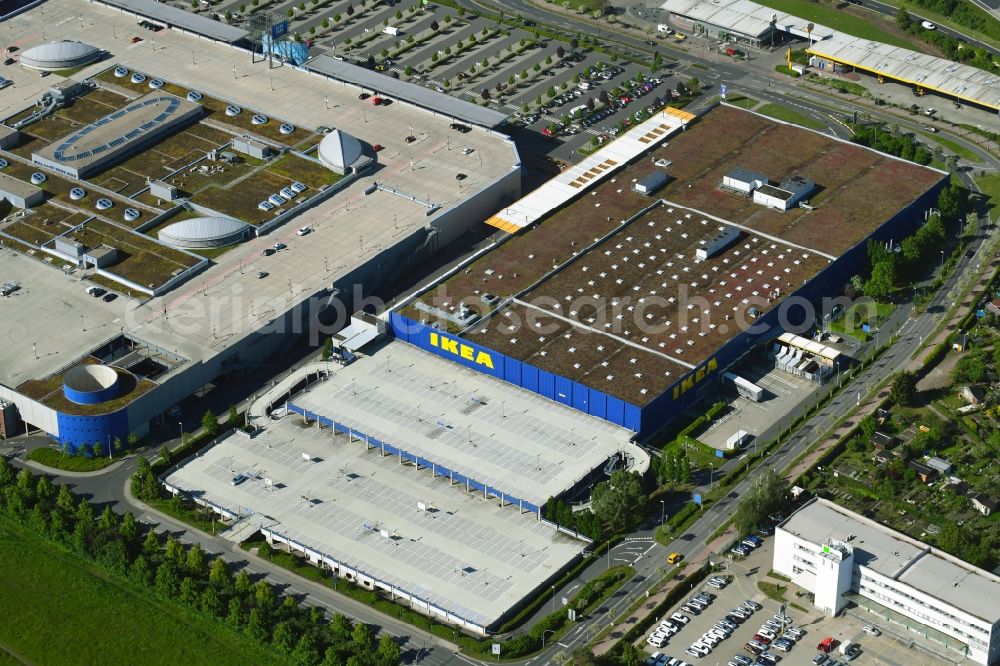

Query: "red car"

xmin=541 ymin=127 xmax=554 ymax=137
xmin=817 ymin=637 xmax=835 ymax=653
xmin=131 ymin=36 xmax=143 ymax=43
xmin=371 ymin=96 xmax=383 ymax=105
xmin=372 ymin=144 xmax=384 ymax=152
xmin=753 ymin=634 xmax=771 ymax=645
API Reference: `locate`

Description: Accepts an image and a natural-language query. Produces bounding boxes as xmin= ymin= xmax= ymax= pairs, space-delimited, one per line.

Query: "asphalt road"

xmin=855 ymin=0 xmax=999 ymax=57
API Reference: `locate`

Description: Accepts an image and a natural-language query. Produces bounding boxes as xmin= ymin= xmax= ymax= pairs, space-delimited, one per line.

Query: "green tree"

xmin=179 ymin=576 xmax=199 ymax=606
xmin=734 ymin=468 xmax=788 ymax=536
xmin=154 ymin=561 xmax=180 ymax=597
xmin=235 ymin=569 xmax=254 ymax=597
xmin=186 ymin=542 xmax=208 ymax=576
xmin=201 ymin=586 xmax=223 ymax=616
xmin=937 ymin=183 xmax=966 ymax=220
xmin=142 ymin=529 xmax=161 ymax=557
xmin=330 ymin=612 xmax=353 ymax=638
xmin=98 ymin=505 xmax=117 ymax=532
xmin=121 ymin=511 xmax=137 ymax=541
xmin=291 ymin=633 xmax=321 ymax=665
xmin=228 ymin=405 xmax=239 ymax=430
xmin=255 ymin=580 xmax=278 ymax=612
xmin=245 ymin=608 xmax=270 ymax=643
xmin=202 ymin=409 xmax=219 ymax=439
xmin=620 ymin=641 xmax=643 ymax=666
xmin=210 ymin=557 xmax=233 ymax=591
xmin=272 ymin=621 xmax=297 ymax=653
xmin=227 ymin=598 xmax=245 ymax=630
xmin=895 ymin=5 xmax=911 ymax=31
xmin=591 ymin=470 xmax=645 ymax=530
xmin=352 ymin=621 xmax=375 ymax=652
xmin=129 ymin=554 xmax=152 ymax=587
xmin=377 ymin=633 xmax=401 ymax=664
xmin=890 ymin=371 xmax=918 ymax=406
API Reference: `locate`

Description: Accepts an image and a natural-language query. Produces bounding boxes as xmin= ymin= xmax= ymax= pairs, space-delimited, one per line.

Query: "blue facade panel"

xmin=503 ymin=358 xmax=522 ymax=385
xmin=607 ymin=397 xmax=625 ymax=425
xmin=572 ymin=383 xmax=589 ymax=412
xmin=554 ymin=376 xmax=573 ymax=406
xmin=589 ymin=389 xmax=607 ymax=420
xmin=537 ymin=371 xmax=554 ymax=400
xmin=56 ymin=408 xmax=130 ymax=453
xmin=521 ymin=365 xmax=538 ymax=392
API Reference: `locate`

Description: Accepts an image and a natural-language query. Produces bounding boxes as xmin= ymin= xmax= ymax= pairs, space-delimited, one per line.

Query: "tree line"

xmin=0 ymin=458 xmax=401 ymax=666
xmin=860 ymin=183 xmax=966 ymax=302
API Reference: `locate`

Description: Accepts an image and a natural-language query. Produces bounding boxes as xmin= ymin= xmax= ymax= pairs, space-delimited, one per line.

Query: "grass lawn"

xmin=754 ymin=102 xmax=825 ymax=130
xmin=914 ymin=129 xmax=979 ymax=162
xmin=975 ymin=173 xmax=1000 ymax=213
xmin=829 ymin=300 xmax=894 ymax=341
xmin=0 ymin=521 xmax=274 ymax=665
xmin=754 ymin=0 xmax=922 ymax=49
xmin=724 ymin=94 xmax=759 ymax=109
xmin=26 ymin=447 xmax=118 ymax=471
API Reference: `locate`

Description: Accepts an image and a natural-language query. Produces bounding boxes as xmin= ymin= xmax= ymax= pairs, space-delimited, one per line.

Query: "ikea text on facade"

xmin=673 ymin=358 xmax=718 ymax=400
xmin=429 ymin=332 xmax=495 ymax=369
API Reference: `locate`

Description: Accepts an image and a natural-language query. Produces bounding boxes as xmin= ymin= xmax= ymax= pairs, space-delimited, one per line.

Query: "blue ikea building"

xmin=389 ymin=170 xmax=948 ymax=441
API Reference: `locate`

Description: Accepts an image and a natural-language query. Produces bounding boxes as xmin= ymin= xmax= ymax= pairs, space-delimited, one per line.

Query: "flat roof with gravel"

xmin=401 ymin=105 xmax=945 ymax=406
xmin=164 ymin=425 xmax=588 ymax=630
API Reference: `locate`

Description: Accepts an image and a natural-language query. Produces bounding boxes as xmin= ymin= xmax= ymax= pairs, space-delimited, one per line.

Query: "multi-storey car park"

xmin=163 ymin=338 xmax=649 ymax=635
xmin=0 ymin=0 xmax=520 ymax=449
xmin=392 ymin=105 xmax=947 ymax=439
xmin=774 ymin=498 xmax=1000 ymax=665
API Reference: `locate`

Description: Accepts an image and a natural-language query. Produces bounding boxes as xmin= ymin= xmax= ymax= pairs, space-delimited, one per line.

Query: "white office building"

xmin=774 ymin=498 xmax=1000 ymax=665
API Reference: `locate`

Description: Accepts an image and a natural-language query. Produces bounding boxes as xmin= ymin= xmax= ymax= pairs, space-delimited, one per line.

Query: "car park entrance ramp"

xmin=485 ymin=107 xmax=695 ymax=234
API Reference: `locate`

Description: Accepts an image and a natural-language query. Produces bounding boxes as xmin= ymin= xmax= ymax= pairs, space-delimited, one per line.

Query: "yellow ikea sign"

xmin=673 ymin=358 xmax=718 ymax=400
xmin=429 ymin=332 xmax=495 ymax=369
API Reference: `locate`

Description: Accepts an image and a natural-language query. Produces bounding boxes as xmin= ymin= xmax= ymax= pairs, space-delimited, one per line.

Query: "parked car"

xmin=671 ymin=612 xmax=690 ymax=624
xmin=862 ymin=626 xmax=880 ymax=637
xmin=273 ymin=242 xmax=286 ymax=250
xmin=255 ymin=271 xmax=268 ymax=279
xmin=812 ymin=655 xmax=828 ymax=665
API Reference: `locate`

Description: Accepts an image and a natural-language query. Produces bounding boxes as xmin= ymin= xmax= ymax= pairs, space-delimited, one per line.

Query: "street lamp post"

xmin=179 ymin=421 xmax=184 ymax=444
xmin=660 ymin=500 xmax=665 ymax=526
xmin=550 ymin=585 xmax=556 ymax=613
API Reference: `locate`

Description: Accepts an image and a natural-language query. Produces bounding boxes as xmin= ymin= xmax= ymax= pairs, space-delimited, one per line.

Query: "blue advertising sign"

xmin=862 ymin=323 xmax=871 ymax=333
xmin=716 ymin=449 xmax=724 ymax=458
xmin=693 ymin=493 xmax=703 ymax=505
xmin=271 ymin=20 xmax=289 ymax=38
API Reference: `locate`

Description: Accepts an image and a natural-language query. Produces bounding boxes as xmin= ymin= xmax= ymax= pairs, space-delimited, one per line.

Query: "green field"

xmin=754 ymin=102 xmax=826 ymax=130
xmin=754 ymin=0 xmax=922 ymax=49
xmin=0 ymin=523 xmax=272 ymax=665
xmin=976 ymin=172 xmax=1000 ymax=202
